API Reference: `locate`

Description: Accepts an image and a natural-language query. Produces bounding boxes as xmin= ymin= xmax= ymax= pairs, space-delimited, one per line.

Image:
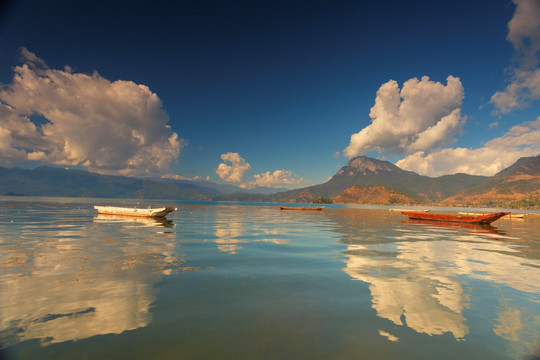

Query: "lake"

xmin=1 ymin=197 xmax=539 ymax=359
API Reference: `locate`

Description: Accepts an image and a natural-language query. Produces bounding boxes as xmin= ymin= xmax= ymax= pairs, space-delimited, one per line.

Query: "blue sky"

xmin=1 ymin=0 xmax=539 ymax=188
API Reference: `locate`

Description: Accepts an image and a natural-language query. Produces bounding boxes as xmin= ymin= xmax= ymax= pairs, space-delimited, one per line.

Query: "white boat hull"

xmin=94 ymin=206 xmax=176 ymax=218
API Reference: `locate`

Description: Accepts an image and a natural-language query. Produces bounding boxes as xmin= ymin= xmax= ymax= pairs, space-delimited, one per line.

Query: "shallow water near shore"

xmin=1 ymin=197 xmax=539 ymax=359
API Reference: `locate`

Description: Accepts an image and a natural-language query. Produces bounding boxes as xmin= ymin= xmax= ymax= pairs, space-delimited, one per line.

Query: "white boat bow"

xmin=94 ymin=205 xmax=177 ymax=218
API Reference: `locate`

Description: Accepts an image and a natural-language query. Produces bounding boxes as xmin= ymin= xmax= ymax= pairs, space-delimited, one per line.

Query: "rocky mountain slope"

xmin=272 ymin=156 xmax=488 ymax=203
xmin=332 ymin=185 xmax=421 ymax=205
xmin=442 ymin=155 xmax=540 ymax=208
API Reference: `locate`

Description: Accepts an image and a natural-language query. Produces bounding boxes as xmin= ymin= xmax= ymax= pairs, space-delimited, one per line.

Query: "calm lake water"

xmin=1 ymin=197 xmax=539 ymax=359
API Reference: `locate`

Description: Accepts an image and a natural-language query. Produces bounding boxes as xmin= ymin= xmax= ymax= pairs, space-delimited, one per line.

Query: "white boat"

xmin=94 ymin=205 xmax=177 ymax=218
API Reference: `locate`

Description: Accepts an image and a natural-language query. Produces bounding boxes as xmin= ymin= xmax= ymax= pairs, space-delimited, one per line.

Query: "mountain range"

xmin=1 ymin=154 xmax=539 ymax=208
xmin=269 ymin=155 xmax=540 ymax=208
xmin=270 ymin=156 xmax=488 ymax=203
xmin=0 ymin=166 xmax=285 ymax=200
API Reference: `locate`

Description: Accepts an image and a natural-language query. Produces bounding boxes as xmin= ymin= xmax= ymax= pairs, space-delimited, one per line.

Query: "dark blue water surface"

xmin=0 ymin=197 xmax=539 ymax=359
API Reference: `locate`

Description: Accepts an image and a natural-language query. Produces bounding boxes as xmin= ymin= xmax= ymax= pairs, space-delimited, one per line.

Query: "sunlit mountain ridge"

xmin=270 ymin=155 xmax=540 ymax=208
xmin=1 ymin=155 xmax=539 ymax=208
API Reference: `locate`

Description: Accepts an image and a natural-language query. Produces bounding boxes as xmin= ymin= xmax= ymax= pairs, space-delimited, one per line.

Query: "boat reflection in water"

xmin=94 ymin=214 xmax=175 ymax=228
xmin=402 ymin=219 xmax=507 ymax=235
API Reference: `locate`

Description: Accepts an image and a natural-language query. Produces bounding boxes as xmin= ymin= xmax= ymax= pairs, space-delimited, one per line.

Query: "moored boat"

xmin=94 ymin=205 xmax=177 ymax=218
xmin=401 ymin=211 xmax=510 ymax=224
xmin=279 ymin=206 xmax=325 ymax=211
xmin=459 ymin=212 xmax=526 ymax=219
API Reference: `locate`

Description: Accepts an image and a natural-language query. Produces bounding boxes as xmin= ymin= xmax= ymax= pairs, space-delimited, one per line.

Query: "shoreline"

xmin=1 ymin=195 xmax=539 ymax=214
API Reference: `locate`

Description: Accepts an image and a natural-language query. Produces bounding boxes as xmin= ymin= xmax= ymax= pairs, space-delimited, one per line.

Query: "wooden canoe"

xmin=401 ymin=211 xmax=510 ymax=224
xmin=278 ymin=206 xmax=325 ymax=211
xmin=94 ymin=206 xmax=177 ymax=218
xmin=459 ymin=212 xmax=525 ymax=219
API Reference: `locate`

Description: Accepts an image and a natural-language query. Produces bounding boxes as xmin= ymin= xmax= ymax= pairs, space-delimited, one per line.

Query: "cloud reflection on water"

xmin=329 ymin=209 xmax=540 ymax=354
xmin=0 ymin=209 xmax=181 ymax=348
xmin=214 ymin=207 xmax=248 ymax=254
xmin=212 ymin=206 xmax=291 ymax=253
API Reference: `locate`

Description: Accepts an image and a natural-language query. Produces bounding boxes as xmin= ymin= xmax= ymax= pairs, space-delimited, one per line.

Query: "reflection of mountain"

xmin=327 ymin=209 xmax=540 ymax=347
xmin=0 ymin=213 xmax=180 ymax=347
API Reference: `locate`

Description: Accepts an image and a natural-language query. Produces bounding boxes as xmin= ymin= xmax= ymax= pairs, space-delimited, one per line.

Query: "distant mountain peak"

xmin=344 ymin=156 xmax=399 ymax=173
xmin=494 ymin=154 xmax=540 ymax=178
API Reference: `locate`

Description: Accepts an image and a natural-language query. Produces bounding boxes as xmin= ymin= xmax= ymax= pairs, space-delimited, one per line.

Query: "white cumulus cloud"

xmin=344 ymin=75 xmax=466 ymax=158
xmin=216 ymin=152 xmax=303 ymax=188
xmin=396 ymin=117 xmax=540 ymax=177
xmin=216 ymin=152 xmax=252 ymax=182
xmin=506 ymin=0 xmax=540 ymax=69
xmin=0 ymin=48 xmax=184 ymax=176
xmin=491 ymin=0 xmax=540 ymax=113
xmin=243 ymin=169 xmax=304 ymax=189
xmin=491 ymin=69 xmax=540 ymax=113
